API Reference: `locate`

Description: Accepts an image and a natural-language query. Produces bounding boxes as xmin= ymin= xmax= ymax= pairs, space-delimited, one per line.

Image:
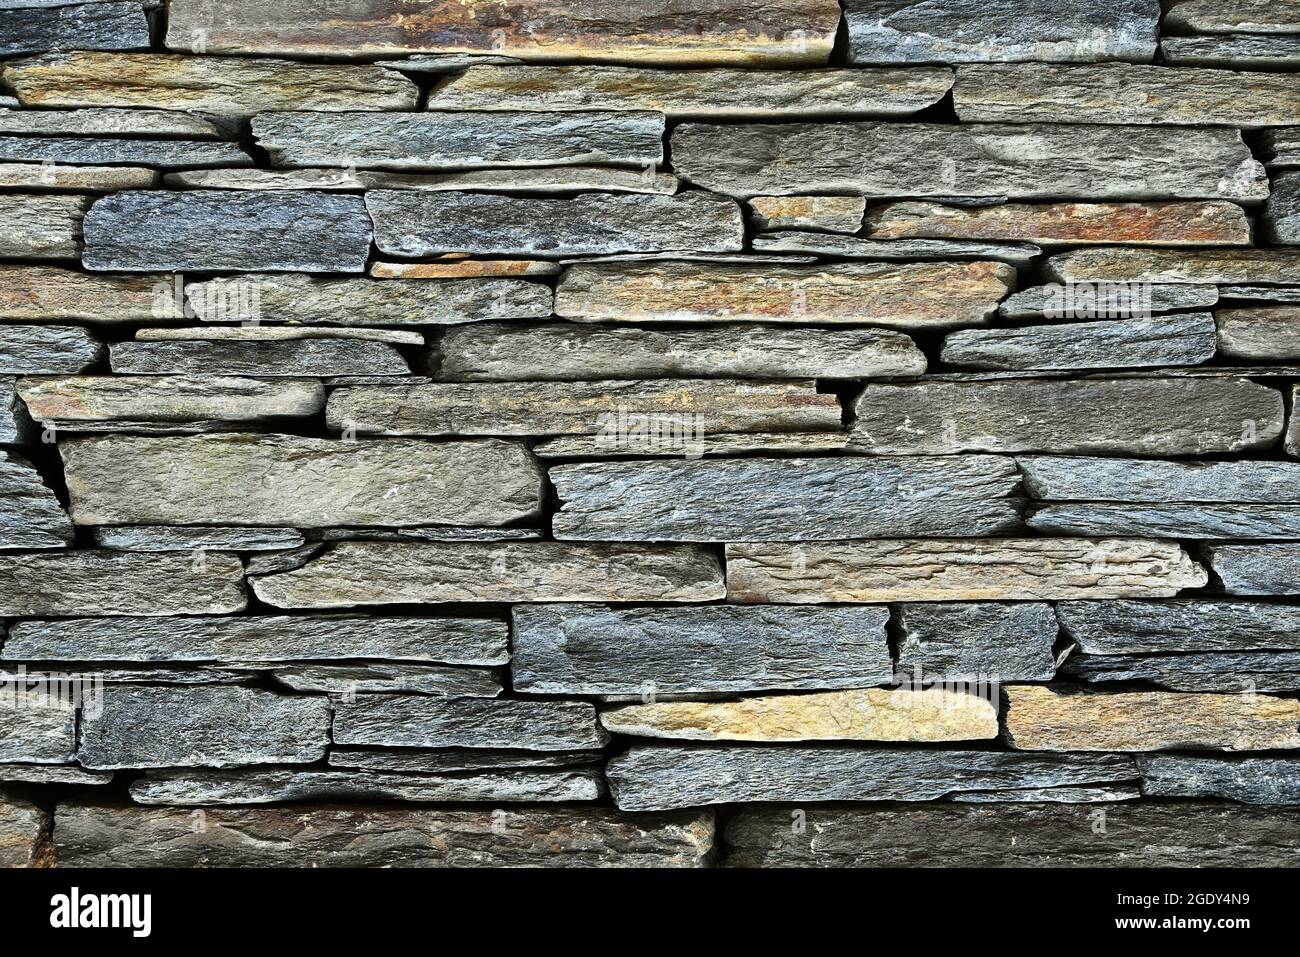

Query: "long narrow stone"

xmin=999 ymin=282 xmax=1217 ymax=319
xmin=0 ymin=1 xmax=148 ymax=57
xmin=108 ymin=339 xmax=409 ymax=377
xmin=896 ymin=603 xmax=1059 ymax=682
xmin=167 ymin=165 xmax=681 ymax=195
xmin=749 ymin=196 xmax=865 ymax=232
xmin=367 ymin=191 xmax=743 ymax=258
xmin=533 ymin=431 xmax=849 ymax=459
xmin=555 ymin=261 xmax=1015 ymax=328
xmin=844 ymin=0 xmax=1159 ymax=64
xmin=373 ymin=260 xmax=560 ymax=279
xmin=91 ymin=526 xmax=306 ymax=551
xmin=328 ymin=748 xmax=604 ymax=774
xmin=0 ymin=451 xmax=73 ymax=549
xmin=135 ymin=326 xmax=423 ymax=347
xmin=333 ymin=695 xmax=609 ymax=751
xmin=0 ymin=692 xmax=75 ymax=764
xmin=3 ymin=614 xmax=507 ymax=665
xmin=1062 ymin=649 xmax=1300 ymax=694
xmin=0 ymin=195 xmax=85 ymax=259
xmin=1161 ymin=34 xmax=1300 ymax=68
xmin=954 ymin=63 xmax=1300 ymax=127
xmin=1165 ymin=1 xmax=1300 ymax=34
xmin=436 ymin=323 xmax=925 ymax=381
xmin=271 ymin=663 xmax=502 ymax=696
xmin=0 ymin=135 xmax=249 ymax=169
xmin=79 ymin=686 xmax=329 ymax=770
xmin=606 ymin=746 xmax=1138 ymax=810
xmin=1005 ymin=685 xmax=1300 ymax=752
xmin=251 ymin=542 xmax=725 ymax=608
xmin=1057 ymin=599 xmax=1300 ymax=653
xmin=949 ymin=785 xmax=1140 ymax=804
xmin=0 ymin=163 xmax=157 ymax=192
xmin=430 ymin=64 xmax=953 ymax=117
xmin=850 ymin=377 xmax=1282 ymax=454
xmin=327 ymin=379 xmax=841 ymax=438
xmin=1029 ymin=503 xmax=1300 ymax=539
xmin=0 ymin=550 xmax=245 ymax=616
xmin=1019 ymin=455 xmax=1300 ymax=503
xmin=0 ymin=325 xmax=101 ymax=374
xmin=1264 ymin=172 xmax=1300 ymax=244
xmin=3 ymin=51 xmax=418 ymax=114
xmin=725 ymin=538 xmax=1207 ymax=604
xmin=1139 ymin=756 xmax=1300 ymax=805
xmin=19 ymin=376 xmax=323 ymax=423
xmin=0 ymin=788 xmax=45 ymax=867
xmin=511 ymin=603 xmax=890 ymax=695
xmin=55 ymin=803 xmax=715 ymax=867
xmin=60 ymin=434 xmax=542 ymax=528
xmin=1208 ymin=543 xmax=1300 ymax=595
xmin=0 ymin=266 xmax=174 ymax=322
xmin=1047 ymin=247 xmax=1300 ymax=284
xmin=254 ymin=111 xmax=663 ymax=170
xmin=163 ymin=0 xmax=841 ymax=65
xmin=867 ymin=200 xmax=1251 ymax=246
xmin=82 ymin=190 xmax=372 ymax=273
xmin=671 ymin=122 xmax=1266 ymax=201
xmin=549 ymin=456 xmax=1021 ymax=541
xmin=750 ymin=232 xmax=1041 ymax=267
xmin=0 ymin=765 xmax=111 ymax=786
xmin=0 ymin=107 xmax=224 ymax=138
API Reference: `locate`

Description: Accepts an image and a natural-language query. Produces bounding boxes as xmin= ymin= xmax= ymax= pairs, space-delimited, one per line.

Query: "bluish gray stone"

xmin=1208 ymin=543 xmax=1300 ymax=595
xmin=109 ymin=339 xmax=410 ymax=377
xmin=1028 ymin=503 xmax=1300 ymax=539
xmin=0 ymin=324 xmax=102 ymax=374
xmin=1062 ymin=649 xmax=1300 ymax=693
xmin=1019 ymin=455 xmax=1300 ymax=503
xmin=0 ymin=1 xmax=148 ymax=57
xmin=1139 ymin=755 xmax=1300 ymax=805
xmin=0 ymin=136 xmax=248 ymax=169
xmin=896 ymin=603 xmax=1058 ymax=682
xmin=0 ymin=451 xmax=73 ymax=549
xmin=1057 ymin=599 xmax=1300 ymax=654
xmin=1263 ymin=171 xmax=1300 ymax=244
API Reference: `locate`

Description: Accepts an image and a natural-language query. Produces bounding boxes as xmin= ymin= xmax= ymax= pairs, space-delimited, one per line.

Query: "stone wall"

xmin=2 ymin=0 xmax=1300 ymax=868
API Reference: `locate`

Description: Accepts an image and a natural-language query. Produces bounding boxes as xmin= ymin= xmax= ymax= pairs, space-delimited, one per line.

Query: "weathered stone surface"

xmin=868 ymin=200 xmax=1251 ymax=246
xmin=130 ymin=767 xmax=602 ymax=805
xmin=0 ymin=692 xmax=75 ymax=764
xmin=845 ymin=0 xmax=1158 ymax=64
xmin=83 ymin=190 xmax=371 ymax=273
xmin=0 ymin=451 xmax=72 ymax=549
xmin=19 ymin=375 xmax=323 ymax=423
xmin=3 ymin=51 xmax=417 ymax=115
xmin=308 ymin=527 xmax=544 ymax=544
xmin=373 ymin=260 xmax=560 ymax=279
xmin=0 ymin=1 xmax=148 ymax=57
xmin=0 ymin=377 xmax=32 ymax=444
xmin=954 ymin=63 xmax=1300 ymax=127
xmin=1048 ymin=247 xmax=1300 ymax=284
xmin=1291 ymin=384 xmax=1300 ymax=458
xmin=725 ymin=539 xmax=1207 ymax=604
xmin=0 ymin=324 xmax=101 ymax=374
xmin=79 ymin=686 xmax=328 ymax=770
xmin=601 ymin=688 xmax=998 ymax=743
xmin=90 ymin=526 xmax=305 ymax=552
xmin=187 ymin=274 xmax=551 ymax=326
xmin=1029 ymin=502 xmax=1300 ymax=539
xmin=1057 ymin=599 xmax=1300 ymax=653
xmin=367 ymin=190 xmax=743 ymax=258
xmin=1139 ymin=755 xmax=1300 ymax=805
xmin=0 ymin=765 xmax=110 ymax=786
xmin=0 ymin=107 xmax=223 ymax=138
xmin=251 ymin=542 xmax=725 ymax=608
xmin=607 ymin=746 xmax=1137 ymax=810
xmin=109 ymin=339 xmax=409 ymax=377
xmin=136 ymin=326 xmax=423 ymax=347
xmin=751 ymin=232 xmax=1041 ymax=267
xmin=0 ymin=550 xmax=245 ymax=616
xmin=1005 ymin=685 xmax=1300 ymax=752
xmin=1162 ymin=34 xmax=1300 ymax=68
xmin=749 ymin=196 xmax=865 ymax=233
xmin=0 ymin=787 xmax=45 ymax=867
xmin=0 ymin=266 xmax=172 ymax=322
xmin=437 ymin=323 xmax=926 ymax=381
xmin=533 ymin=431 xmax=849 ymax=459
xmin=167 ymin=165 xmax=680 ymax=195
xmin=431 ymin=64 xmax=952 ymax=117
xmin=723 ymin=802 xmax=1300 ymax=867
xmin=1262 ymin=128 xmax=1300 ymax=170
xmin=254 ymin=111 xmax=663 ymax=170
xmin=4 ymin=613 xmax=507 ymax=665
xmin=327 ymin=379 xmax=841 ymax=438
xmin=940 ymin=314 xmax=1216 ymax=371
xmin=55 ymin=802 xmax=714 ymax=867
xmin=1062 ymin=649 xmax=1300 ymax=694
xmin=950 ymin=785 xmax=1140 ymax=804
xmin=1209 ymin=543 xmax=1300 ymax=595
xmin=850 ymin=377 xmax=1282 ymax=454
xmin=1165 ymin=0 xmax=1300 ymax=34
xmin=164 ymin=0 xmax=841 ymax=65
xmin=329 ymin=748 xmax=603 ymax=774
xmin=549 ymin=456 xmax=1021 ymax=541
xmin=0 ymin=163 xmax=156 ymax=192
xmin=1263 ymin=172 xmax=1300 ymax=244
xmin=373 ymin=54 xmax=525 ymax=72
xmin=60 ymin=434 xmax=542 ymax=528
xmin=512 ymin=603 xmax=889 ymax=695
xmin=1019 ymin=455 xmax=1300 ymax=503
xmin=672 ymin=123 xmax=1266 ymax=201
xmin=999 ymin=282 xmax=1217 ymax=319
xmin=0 ymin=194 xmax=84 ymax=259
xmin=271 ymin=663 xmax=501 ymax=697
xmin=333 ymin=695 xmax=608 ymax=751
xmin=896 ymin=603 xmax=1058 ymax=682
xmin=555 ymin=261 xmax=1015 ymax=328
xmin=0 ymin=135 xmax=248 ymax=169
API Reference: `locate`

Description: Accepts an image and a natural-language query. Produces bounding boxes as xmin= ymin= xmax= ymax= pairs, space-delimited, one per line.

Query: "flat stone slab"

xmin=1263 ymin=173 xmax=1300 ymax=244
xmin=59 ymin=434 xmax=543 ymax=528
xmin=1208 ymin=543 xmax=1300 ymax=595
xmin=0 ymin=194 xmax=85 ymax=261
xmin=548 ymin=456 xmax=1021 ymax=541
xmin=90 ymin=526 xmax=305 ymax=552
xmin=1062 ymin=649 xmax=1300 ymax=694
xmin=1057 ymin=599 xmax=1300 ymax=653
xmin=896 ymin=602 xmax=1059 ymax=682
xmin=0 ymin=134 xmax=248 ymax=169
xmin=108 ymin=339 xmax=410 ymax=377
xmin=136 ymin=326 xmax=423 ymax=346
xmin=1047 ymin=247 xmax=1300 ymax=284
xmin=329 ymin=748 xmax=604 ymax=774
xmin=1139 ymin=755 xmax=1300 ymax=805
xmin=333 ymin=695 xmax=609 ymax=751
xmin=251 ymin=542 xmax=725 ymax=608
xmin=606 ymin=745 xmax=1137 ymax=810
xmin=271 ymin=663 xmax=502 ymax=696
xmin=671 ymin=122 xmax=1266 ymax=201
xmin=1161 ymin=34 xmax=1300 ymax=69
xmin=82 ymin=190 xmax=372 ymax=273
xmin=18 ymin=375 xmax=324 ymax=423
xmin=950 ymin=785 xmax=1141 ymax=804
xmin=0 ymin=765 xmax=112 ymax=786
xmin=533 ymin=430 xmax=850 ymax=459
xmin=254 ymin=111 xmax=664 ymax=170
xmin=751 ymin=232 xmax=1042 ymax=267
xmin=0 ymin=692 xmax=75 ymax=764
xmin=0 ymin=1 xmax=148 ymax=57
xmin=0 ymin=106 xmax=224 ymax=138
xmin=167 ymin=165 xmax=680 ymax=195
xmin=1029 ymin=502 xmax=1300 ymax=539
xmin=0 ymin=550 xmax=245 ymax=616
xmin=850 ymin=377 xmax=1283 ymax=454
xmin=555 ymin=260 xmax=1015 ymax=328
xmin=999 ymin=282 xmax=1217 ymax=319
xmin=749 ymin=195 xmax=865 ymax=232
xmin=1262 ymin=128 xmax=1300 ymax=170
xmin=0 ymin=787 xmax=46 ymax=867
xmin=725 ymin=538 xmax=1206 ymax=603
xmin=0 ymin=324 xmax=102 ymax=374
xmin=373 ymin=260 xmax=561 ymax=279
xmin=0 ymin=451 xmax=73 ymax=549
xmin=0 ymin=377 xmax=29 ymax=444
xmin=0 ymin=266 xmax=174 ymax=322
xmin=511 ymin=603 xmax=891 ymax=695
xmin=1019 ymin=455 xmax=1300 ymax=503
xmin=1166 ymin=1 xmax=1300 ymax=34
xmin=0 ymin=163 xmax=157 ymax=192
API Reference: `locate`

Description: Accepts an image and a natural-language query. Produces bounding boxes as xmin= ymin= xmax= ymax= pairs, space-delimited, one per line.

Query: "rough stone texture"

xmin=90 ymin=526 xmax=305 ymax=552
xmin=1165 ymin=0 xmax=1300 ymax=35
xmin=0 ymin=377 xmax=32 ymax=444
xmin=606 ymin=746 xmax=1137 ymax=810
xmin=549 ymin=456 xmax=1021 ymax=541
xmin=954 ymin=63 xmax=1300 ymax=127
xmin=329 ymin=748 xmax=604 ymax=774
xmin=0 ymin=163 xmax=157 ymax=192
xmin=332 ymin=695 xmax=609 ymax=751
xmin=0 ymin=325 xmax=101 ymax=374
xmin=0 ymin=787 xmax=46 ymax=868
xmin=999 ymin=283 xmax=1217 ymax=318
xmin=1029 ymin=502 xmax=1300 ymax=539
xmin=1262 ymin=128 xmax=1300 ymax=170
xmin=254 ymin=111 xmax=663 ymax=171
xmin=430 ymin=65 xmax=953 ymax=117
xmin=0 ymin=195 xmax=85 ymax=260
xmin=0 ymin=135 xmax=249 ymax=169
xmin=109 ymin=339 xmax=410 ymax=377
xmin=78 ymin=686 xmax=329 ymax=771
xmin=749 ymin=196 xmax=866 ymax=232
xmin=0 ymin=550 xmax=245 ymax=616
xmin=1047 ymin=247 xmax=1300 ymax=284
xmin=1019 ymin=455 xmax=1300 ymax=503
xmin=896 ymin=603 xmax=1059 ymax=682
xmin=555 ymin=261 xmax=1015 ymax=328
xmin=1208 ymin=543 xmax=1300 ymax=595
xmin=271 ymin=663 xmax=502 ymax=697
xmin=949 ymin=785 xmax=1140 ymax=804
xmin=0 ymin=766 xmax=111 ymax=786
xmin=167 ymin=166 xmax=681 ymax=195
xmin=2 ymin=52 xmax=418 ymax=115
xmin=0 ymin=107 xmax=223 ymax=138
xmin=0 ymin=451 xmax=73 ymax=549
xmin=1057 ymin=599 xmax=1300 ymax=653
xmin=18 ymin=376 xmax=324 ymax=423
xmin=725 ymin=539 xmax=1207 ymax=603
xmin=1139 ymin=756 xmax=1300 ymax=805
xmin=1263 ymin=172 xmax=1300 ymax=244
xmin=511 ymin=603 xmax=891 ymax=695
xmin=135 ymin=326 xmax=423 ymax=347
xmin=0 ymin=266 xmax=174 ymax=322
xmin=850 ymin=377 xmax=1283 ymax=454
xmin=671 ymin=123 xmax=1266 ymax=201
xmin=367 ymin=191 xmax=743 ymax=258
xmin=1062 ymin=650 xmax=1300 ymax=694
xmin=1005 ymin=686 xmax=1300 ymax=752
xmin=59 ymin=434 xmax=542 ymax=528
xmin=600 ymin=688 xmax=999 ymax=742
xmin=54 ymin=803 xmax=715 ymax=867
xmin=0 ymin=1 xmax=148 ymax=58
xmin=1162 ymin=34 xmax=1300 ymax=69
xmin=0 ymin=692 xmax=75 ymax=764
xmin=751 ymin=232 xmax=1041 ymax=267
xmin=373 ymin=260 xmax=561 ymax=279
xmin=326 ymin=379 xmax=841 ymax=438
xmin=533 ymin=430 xmax=850 ymax=459
xmin=844 ymin=0 xmax=1158 ymax=64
